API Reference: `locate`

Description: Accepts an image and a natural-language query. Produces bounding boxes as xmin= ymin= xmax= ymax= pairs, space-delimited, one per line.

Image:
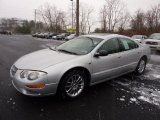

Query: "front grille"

xmin=11 ymin=65 xmax=18 ymax=76
xmin=150 ymin=46 xmax=156 ymax=49
xmin=146 ymin=41 xmax=158 ymax=45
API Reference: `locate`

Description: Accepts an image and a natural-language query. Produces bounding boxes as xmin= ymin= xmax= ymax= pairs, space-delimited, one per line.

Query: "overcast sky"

xmin=0 ymin=0 xmax=160 ymax=20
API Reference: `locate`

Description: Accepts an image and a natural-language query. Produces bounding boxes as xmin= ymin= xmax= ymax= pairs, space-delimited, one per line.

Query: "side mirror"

xmin=94 ymin=50 xmax=109 ymax=57
xmin=142 ymin=36 xmax=147 ymax=39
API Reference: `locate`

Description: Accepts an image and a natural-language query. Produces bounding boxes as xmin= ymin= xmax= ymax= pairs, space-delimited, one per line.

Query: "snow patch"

xmin=140 ymin=64 xmax=160 ymax=80
xmin=130 ymin=98 xmax=137 ymax=102
xmin=115 ymin=64 xmax=160 ymax=108
xmin=120 ymin=98 xmax=125 ymax=101
xmin=152 ymin=74 xmax=160 ymax=78
xmin=138 ymin=96 xmax=159 ymax=106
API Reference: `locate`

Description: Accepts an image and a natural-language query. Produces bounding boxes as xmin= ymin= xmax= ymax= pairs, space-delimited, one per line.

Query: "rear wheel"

xmin=57 ymin=70 xmax=87 ymax=100
xmin=135 ymin=57 xmax=146 ymax=75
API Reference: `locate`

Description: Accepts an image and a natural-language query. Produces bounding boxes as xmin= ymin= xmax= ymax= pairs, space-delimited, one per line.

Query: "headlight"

xmin=20 ymin=70 xmax=46 ymax=80
xmin=28 ymin=72 xmax=39 ymax=80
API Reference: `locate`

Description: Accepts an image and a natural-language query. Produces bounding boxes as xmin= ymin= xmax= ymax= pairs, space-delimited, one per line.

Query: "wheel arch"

xmin=57 ymin=66 xmax=91 ymax=93
xmin=141 ymin=55 xmax=148 ymax=63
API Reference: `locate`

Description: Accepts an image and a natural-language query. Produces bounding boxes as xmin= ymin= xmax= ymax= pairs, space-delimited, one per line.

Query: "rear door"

xmin=117 ymin=37 xmax=141 ymax=73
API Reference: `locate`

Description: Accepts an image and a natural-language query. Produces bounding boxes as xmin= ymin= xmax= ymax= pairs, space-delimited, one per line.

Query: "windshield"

xmin=149 ymin=33 xmax=160 ymax=40
xmin=132 ymin=35 xmax=143 ymax=39
xmin=70 ymin=34 xmax=75 ymax=36
xmin=57 ymin=37 xmax=103 ymax=55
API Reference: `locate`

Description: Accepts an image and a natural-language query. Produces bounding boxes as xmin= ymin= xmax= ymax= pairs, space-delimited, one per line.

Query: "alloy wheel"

xmin=65 ymin=74 xmax=85 ymax=97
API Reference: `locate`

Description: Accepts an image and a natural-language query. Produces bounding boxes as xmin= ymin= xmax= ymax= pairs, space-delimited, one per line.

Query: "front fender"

xmin=43 ymin=54 xmax=92 ymax=85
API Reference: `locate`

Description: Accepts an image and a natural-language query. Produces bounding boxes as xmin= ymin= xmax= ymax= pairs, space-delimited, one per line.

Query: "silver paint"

xmin=10 ymin=34 xmax=151 ymax=96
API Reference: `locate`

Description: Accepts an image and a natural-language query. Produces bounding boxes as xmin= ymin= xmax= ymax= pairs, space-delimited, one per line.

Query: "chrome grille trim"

xmin=11 ymin=65 xmax=18 ymax=76
xmin=146 ymin=41 xmax=158 ymax=45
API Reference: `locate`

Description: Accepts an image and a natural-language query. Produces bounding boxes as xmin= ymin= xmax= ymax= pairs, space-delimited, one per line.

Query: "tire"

xmin=57 ymin=70 xmax=87 ymax=100
xmin=135 ymin=57 xmax=146 ymax=75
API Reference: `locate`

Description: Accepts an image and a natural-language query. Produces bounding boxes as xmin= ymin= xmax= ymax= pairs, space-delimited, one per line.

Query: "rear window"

xmin=149 ymin=33 xmax=160 ymax=40
xmin=119 ymin=38 xmax=139 ymax=51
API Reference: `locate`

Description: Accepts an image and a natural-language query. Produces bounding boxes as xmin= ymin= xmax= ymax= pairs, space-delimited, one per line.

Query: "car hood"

xmin=14 ymin=49 xmax=78 ymax=70
xmin=67 ymin=36 xmax=74 ymax=38
xmin=145 ymin=39 xmax=160 ymax=42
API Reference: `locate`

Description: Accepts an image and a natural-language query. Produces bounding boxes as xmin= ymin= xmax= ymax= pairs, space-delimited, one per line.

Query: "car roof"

xmin=132 ymin=35 xmax=145 ymax=36
xmin=82 ymin=33 xmax=130 ymax=40
xmin=151 ymin=33 xmax=160 ymax=35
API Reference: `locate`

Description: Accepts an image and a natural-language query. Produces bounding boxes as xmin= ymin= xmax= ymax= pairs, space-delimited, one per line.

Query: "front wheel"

xmin=57 ymin=70 xmax=87 ymax=100
xmin=135 ymin=58 xmax=146 ymax=75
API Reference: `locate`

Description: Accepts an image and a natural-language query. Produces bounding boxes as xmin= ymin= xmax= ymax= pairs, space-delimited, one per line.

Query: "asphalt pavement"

xmin=0 ymin=35 xmax=160 ymax=120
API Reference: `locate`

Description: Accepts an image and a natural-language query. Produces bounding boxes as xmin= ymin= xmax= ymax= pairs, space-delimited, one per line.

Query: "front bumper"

xmin=10 ymin=69 xmax=58 ymax=96
xmin=12 ymin=80 xmax=57 ymax=96
xmin=147 ymin=45 xmax=160 ymax=51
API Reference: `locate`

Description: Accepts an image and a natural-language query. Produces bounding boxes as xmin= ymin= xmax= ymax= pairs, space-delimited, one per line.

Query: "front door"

xmin=91 ymin=38 xmax=122 ymax=84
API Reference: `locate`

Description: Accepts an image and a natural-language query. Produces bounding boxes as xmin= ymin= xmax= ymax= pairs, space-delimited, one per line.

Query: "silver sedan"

xmin=10 ymin=34 xmax=150 ymax=99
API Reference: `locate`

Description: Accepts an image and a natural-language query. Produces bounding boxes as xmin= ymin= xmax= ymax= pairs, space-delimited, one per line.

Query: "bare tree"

xmin=68 ymin=1 xmax=94 ymax=34
xmin=145 ymin=10 xmax=154 ymax=32
xmin=118 ymin=11 xmax=130 ymax=32
xmin=79 ymin=7 xmax=87 ymax=33
xmin=130 ymin=9 xmax=146 ymax=33
xmin=86 ymin=8 xmax=94 ymax=34
xmin=100 ymin=5 xmax=107 ymax=32
xmin=37 ymin=4 xmax=67 ymax=32
xmin=0 ymin=18 xmax=20 ymax=32
xmin=78 ymin=4 xmax=94 ymax=34
xmin=146 ymin=4 xmax=160 ymax=32
xmin=152 ymin=4 xmax=160 ymax=31
xmin=100 ymin=0 xmax=126 ymax=32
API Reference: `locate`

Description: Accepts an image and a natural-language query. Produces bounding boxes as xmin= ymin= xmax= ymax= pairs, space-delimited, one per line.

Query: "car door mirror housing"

xmin=94 ymin=50 xmax=109 ymax=57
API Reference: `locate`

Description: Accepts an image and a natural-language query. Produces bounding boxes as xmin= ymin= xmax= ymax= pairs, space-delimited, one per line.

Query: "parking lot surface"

xmin=0 ymin=35 xmax=160 ymax=120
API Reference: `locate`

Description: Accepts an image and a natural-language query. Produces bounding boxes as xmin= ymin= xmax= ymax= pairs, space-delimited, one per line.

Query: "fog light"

xmin=26 ymin=84 xmax=45 ymax=89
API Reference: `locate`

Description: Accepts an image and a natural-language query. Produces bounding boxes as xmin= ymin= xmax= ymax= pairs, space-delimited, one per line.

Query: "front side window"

xmin=119 ymin=38 xmax=139 ymax=51
xmin=98 ymin=38 xmax=119 ymax=54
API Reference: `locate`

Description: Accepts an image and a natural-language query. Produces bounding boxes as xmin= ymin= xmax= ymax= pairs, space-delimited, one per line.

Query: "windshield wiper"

xmin=58 ymin=49 xmax=78 ymax=55
xmin=49 ymin=47 xmax=56 ymax=51
xmin=46 ymin=45 xmax=57 ymax=51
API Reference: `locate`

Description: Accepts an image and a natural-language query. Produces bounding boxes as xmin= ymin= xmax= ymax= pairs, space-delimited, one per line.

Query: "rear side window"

xmin=98 ymin=38 xmax=119 ymax=54
xmin=119 ymin=38 xmax=139 ymax=51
